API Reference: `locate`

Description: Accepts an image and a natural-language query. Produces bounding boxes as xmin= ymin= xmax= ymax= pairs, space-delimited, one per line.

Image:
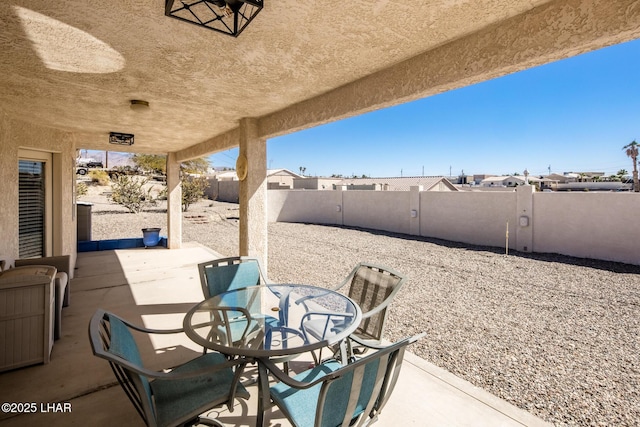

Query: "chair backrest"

xmin=88 ymin=310 xmax=156 ymax=426
xmin=344 ymin=263 xmax=406 ymax=344
xmin=315 ymin=335 xmax=419 ymax=427
xmin=198 ymin=256 xmax=268 ymax=299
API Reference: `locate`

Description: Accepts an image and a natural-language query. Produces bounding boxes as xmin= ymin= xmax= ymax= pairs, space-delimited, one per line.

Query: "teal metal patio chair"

xmin=198 ymin=256 xmax=282 ymax=346
xmin=298 ymin=262 xmax=407 ymax=362
xmin=198 ymin=256 xmax=303 ymax=371
xmin=198 ymin=256 xmax=271 ymax=297
xmin=88 ymin=309 xmax=250 ymax=427
xmin=258 ymin=334 xmax=423 ymax=427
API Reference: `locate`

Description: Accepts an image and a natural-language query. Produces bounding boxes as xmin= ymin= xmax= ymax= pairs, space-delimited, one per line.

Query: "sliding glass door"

xmin=18 ymin=151 xmax=52 ymax=258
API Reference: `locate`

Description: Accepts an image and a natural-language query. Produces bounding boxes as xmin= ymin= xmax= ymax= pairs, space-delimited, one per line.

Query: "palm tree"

xmin=617 ymin=169 xmax=628 ymax=183
xmin=623 ymin=140 xmax=639 ymax=192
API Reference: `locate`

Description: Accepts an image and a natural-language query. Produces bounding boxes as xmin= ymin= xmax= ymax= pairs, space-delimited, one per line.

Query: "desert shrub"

xmin=110 ymin=175 xmax=154 ymax=213
xmin=76 ymin=181 xmax=88 ymax=198
xmin=89 ymin=169 xmax=110 ymax=186
xmin=182 ymin=175 xmax=209 ymax=212
xmin=156 ymin=185 xmax=168 ymax=200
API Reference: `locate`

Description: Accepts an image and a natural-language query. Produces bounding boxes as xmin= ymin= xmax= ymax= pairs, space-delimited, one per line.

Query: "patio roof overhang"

xmin=1 ymin=1 xmax=639 ymax=157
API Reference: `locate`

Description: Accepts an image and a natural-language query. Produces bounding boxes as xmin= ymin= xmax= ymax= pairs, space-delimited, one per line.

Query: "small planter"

xmin=141 ymin=228 xmax=161 ymax=248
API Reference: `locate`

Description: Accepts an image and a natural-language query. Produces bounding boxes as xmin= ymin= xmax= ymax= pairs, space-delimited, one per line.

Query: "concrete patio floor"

xmin=0 ymin=244 xmax=552 ymax=426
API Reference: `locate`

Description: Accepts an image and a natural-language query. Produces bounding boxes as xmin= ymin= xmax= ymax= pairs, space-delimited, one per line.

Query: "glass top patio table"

xmin=183 ymin=284 xmax=362 ymax=358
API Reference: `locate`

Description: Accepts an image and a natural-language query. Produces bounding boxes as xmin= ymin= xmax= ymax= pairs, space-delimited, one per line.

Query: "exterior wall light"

xmin=109 ymin=132 xmax=134 ymax=146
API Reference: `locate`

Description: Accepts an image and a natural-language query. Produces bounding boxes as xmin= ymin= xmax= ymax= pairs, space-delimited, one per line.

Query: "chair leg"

xmin=191 ymin=416 xmax=226 ymax=427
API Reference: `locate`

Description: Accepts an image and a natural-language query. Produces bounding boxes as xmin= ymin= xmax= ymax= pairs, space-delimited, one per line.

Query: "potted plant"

xmin=141 ymin=228 xmax=161 ymax=248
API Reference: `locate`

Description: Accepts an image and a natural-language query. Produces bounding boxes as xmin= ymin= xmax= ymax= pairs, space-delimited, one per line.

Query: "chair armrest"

xmin=259 ymin=357 xmax=336 ymax=390
xmin=99 ymin=348 xmax=249 ymax=381
xmin=300 ymin=311 xmax=355 ymax=341
xmin=16 ymin=255 xmax=70 ymax=276
xmin=349 ymin=332 xmax=426 ymax=351
xmin=0 ymin=274 xmax=54 ymax=289
xmin=111 ymin=314 xmax=186 ymax=335
xmin=88 ymin=309 xmax=251 ymax=380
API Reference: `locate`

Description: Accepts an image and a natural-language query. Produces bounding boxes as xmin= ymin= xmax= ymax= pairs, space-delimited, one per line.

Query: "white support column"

xmin=238 ymin=118 xmax=268 ymax=268
xmin=166 ymin=152 xmax=182 ymax=249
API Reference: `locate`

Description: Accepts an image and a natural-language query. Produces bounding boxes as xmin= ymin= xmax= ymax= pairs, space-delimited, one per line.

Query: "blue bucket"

xmin=142 ymin=228 xmax=161 ymax=247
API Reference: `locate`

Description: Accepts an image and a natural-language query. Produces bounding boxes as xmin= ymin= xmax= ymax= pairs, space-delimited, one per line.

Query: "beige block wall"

xmin=0 ymin=111 xmax=77 ymax=273
xmin=268 ymin=188 xmax=640 ymax=265
xmin=342 ymin=191 xmax=411 ymax=235
xmin=219 ymin=180 xmax=240 ymax=203
xmin=268 ymin=190 xmax=343 ymax=225
xmin=532 ymin=193 xmax=640 ymax=265
xmin=420 ymin=192 xmax=518 ymax=249
xmin=204 ymin=178 xmax=241 ymax=203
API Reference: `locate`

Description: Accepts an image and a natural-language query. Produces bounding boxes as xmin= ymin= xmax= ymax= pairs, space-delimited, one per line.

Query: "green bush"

xmin=89 ymin=169 xmax=110 ymax=186
xmin=76 ymin=181 xmax=88 ymax=198
xmin=182 ymin=175 xmax=209 ymax=212
xmin=110 ymin=175 xmax=154 ymax=213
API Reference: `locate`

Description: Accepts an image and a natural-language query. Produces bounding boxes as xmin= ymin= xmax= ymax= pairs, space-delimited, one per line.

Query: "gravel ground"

xmin=82 ymin=183 xmax=640 ymax=427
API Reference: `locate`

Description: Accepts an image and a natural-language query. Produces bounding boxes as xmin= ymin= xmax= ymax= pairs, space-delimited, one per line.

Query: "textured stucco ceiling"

xmin=0 ymin=0 xmax=638 ymax=155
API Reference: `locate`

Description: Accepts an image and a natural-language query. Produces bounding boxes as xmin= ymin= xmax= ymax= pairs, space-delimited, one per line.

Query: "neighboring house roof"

xmin=480 ymin=175 xmax=526 ymax=186
xmin=214 ymin=168 xmax=302 ymax=181
xmin=215 ymin=171 xmax=239 ymax=180
xmin=338 ymin=176 xmax=458 ymax=191
xmin=267 ymin=169 xmax=304 ymax=178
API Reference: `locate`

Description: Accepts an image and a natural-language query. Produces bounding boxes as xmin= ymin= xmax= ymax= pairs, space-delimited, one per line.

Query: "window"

xmin=19 ymin=160 xmax=46 ymax=257
xmin=18 ymin=150 xmax=52 ymax=258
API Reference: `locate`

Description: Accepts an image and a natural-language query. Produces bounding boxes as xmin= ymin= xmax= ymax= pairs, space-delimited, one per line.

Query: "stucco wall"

xmin=0 ymin=111 xmax=77 ymax=272
xmin=532 ymin=192 xmax=640 ymax=265
xmin=219 ymin=180 xmax=240 ymax=203
xmin=420 ymin=192 xmax=518 ymax=248
xmin=342 ymin=191 xmax=411 ymax=234
xmin=268 ymin=190 xmax=342 ymax=225
xmin=205 ymin=178 xmax=240 ymax=203
xmin=267 ymin=187 xmax=640 ymax=266
xmin=293 ymin=178 xmax=343 ymax=190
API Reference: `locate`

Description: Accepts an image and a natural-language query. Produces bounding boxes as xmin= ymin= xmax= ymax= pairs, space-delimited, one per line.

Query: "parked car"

xmin=77 ymin=158 xmax=102 ymax=168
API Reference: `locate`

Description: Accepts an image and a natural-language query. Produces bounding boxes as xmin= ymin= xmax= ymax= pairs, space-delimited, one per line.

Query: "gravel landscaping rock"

xmin=82 ymin=185 xmax=640 ymax=427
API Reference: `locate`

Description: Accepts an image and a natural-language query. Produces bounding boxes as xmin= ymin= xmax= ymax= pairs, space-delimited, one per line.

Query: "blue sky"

xmin=211 ymin=38 xmax=640 ymax=178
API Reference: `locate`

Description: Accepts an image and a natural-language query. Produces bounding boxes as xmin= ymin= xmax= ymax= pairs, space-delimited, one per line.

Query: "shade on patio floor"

xmin=0 ymin=243 xmax=551 ymax=426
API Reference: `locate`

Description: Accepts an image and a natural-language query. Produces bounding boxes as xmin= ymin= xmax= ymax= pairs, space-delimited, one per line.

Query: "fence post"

xmin=410 ymin=186 xmax=423 ymax=236
xmin=335 ymin=185 xmax=346 ymax=226
xmin=515 ymin=185 xmax=534 ymax=252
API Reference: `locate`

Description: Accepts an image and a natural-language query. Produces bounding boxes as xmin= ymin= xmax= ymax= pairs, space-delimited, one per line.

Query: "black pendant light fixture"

xmin=109 ymin=132 xmax=135 ymax=146
xmin=165 ymin=0 xmax=263 ymax=37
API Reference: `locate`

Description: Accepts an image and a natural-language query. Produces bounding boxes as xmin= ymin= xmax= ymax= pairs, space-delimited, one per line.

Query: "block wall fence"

xmin=267 ymin=186 xmax=640 ymax=266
